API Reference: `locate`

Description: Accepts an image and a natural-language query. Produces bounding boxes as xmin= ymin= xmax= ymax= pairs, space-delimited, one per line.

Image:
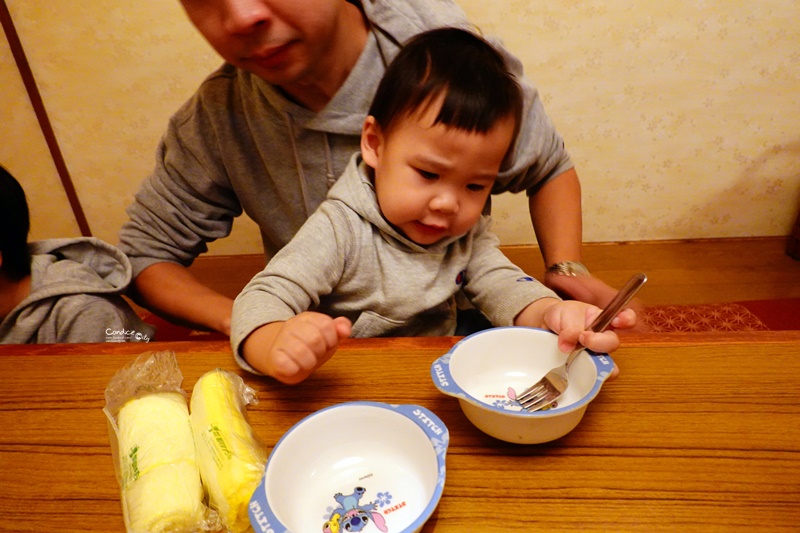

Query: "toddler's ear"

xmin=360 ymin=116 xmax=383 ymax=169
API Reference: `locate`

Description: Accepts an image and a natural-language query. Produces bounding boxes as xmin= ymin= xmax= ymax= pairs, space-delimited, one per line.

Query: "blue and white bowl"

xmin=249 ymin=401 xmax=448 ymax=533
xmin=431 ymin=327 xmax=615 ymax=444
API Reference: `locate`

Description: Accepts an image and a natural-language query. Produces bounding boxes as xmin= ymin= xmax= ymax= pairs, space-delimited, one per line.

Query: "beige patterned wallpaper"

xmin=2 ymin=0 xmax=262 ymax=254
xmin=3 ymin=0 xmax=799 ymax=254
xmin=0 ymin=20 xmax=78 ymax=240
xmin=462 ymin=0 xmax=800 ymax=243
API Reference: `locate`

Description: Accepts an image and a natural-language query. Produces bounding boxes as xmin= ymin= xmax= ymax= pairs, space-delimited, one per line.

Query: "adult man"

xmin=119 ymin=0 xmax=619 ymax=335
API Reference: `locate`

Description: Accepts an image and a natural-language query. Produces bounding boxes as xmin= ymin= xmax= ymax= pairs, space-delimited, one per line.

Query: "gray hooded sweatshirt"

xmin=231 ymin=155 xmax=558 ymax=373
xmin=0 ymin=238 xmax=156 ymax=344
xmin=119 ymin=0 xmax=572 ymax=273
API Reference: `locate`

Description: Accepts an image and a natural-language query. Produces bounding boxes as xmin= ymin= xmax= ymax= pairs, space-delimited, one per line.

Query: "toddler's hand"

xmin=544 ymin=273 xmax=642 ymax=330
xmin=243 ymin=312 xmax=351 ymax=384
xmin=542 ymin=300 xmax=635 ymax=354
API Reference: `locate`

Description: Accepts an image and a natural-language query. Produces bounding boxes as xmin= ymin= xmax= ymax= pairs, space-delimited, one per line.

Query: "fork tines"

xmin=516 ymin=379 xmax=560 ymax=411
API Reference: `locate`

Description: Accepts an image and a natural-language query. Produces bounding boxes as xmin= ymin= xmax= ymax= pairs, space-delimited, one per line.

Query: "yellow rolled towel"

xmin=118 ymin=391 xmax=206 ymax=533
xmin=191 ymin=369 xmax=266 ymax=533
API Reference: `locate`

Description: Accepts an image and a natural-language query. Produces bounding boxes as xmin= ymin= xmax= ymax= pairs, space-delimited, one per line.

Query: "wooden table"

xmin=1 ymin=331 xmax=799 ymax=532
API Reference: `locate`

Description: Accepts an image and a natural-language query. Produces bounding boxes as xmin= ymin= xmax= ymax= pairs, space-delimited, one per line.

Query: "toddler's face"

xmin=363 ymin=103 xmax=515 ymax=246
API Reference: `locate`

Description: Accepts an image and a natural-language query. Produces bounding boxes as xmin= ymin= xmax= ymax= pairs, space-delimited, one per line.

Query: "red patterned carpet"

xmin=640 ymin=298 xmax=800 ymax=332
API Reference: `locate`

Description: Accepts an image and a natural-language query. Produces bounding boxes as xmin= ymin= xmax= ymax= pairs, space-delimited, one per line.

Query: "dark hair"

xmin=368 ymin=27 xmax=523 ymax=139
xmin=0 ymin=165 xmax=32 ymax=280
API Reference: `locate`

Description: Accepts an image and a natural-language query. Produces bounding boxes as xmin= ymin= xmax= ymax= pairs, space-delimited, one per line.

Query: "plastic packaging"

xmin=104 ymin=351 xmax=213 ymax=533
xmin=190 ymin=368 xmax=267 ymax=533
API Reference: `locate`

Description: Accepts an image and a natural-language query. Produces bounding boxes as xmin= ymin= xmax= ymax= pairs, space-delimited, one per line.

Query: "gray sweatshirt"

xmin=118 ymin=0 xmax=572 ymax=273
xmin=231 ymin=155 xmax=558 ymax=373
xmin=0 ymin=238 xmax=156 ymax=344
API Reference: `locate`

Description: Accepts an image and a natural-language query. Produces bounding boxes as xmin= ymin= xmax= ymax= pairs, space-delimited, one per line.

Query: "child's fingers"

xmin=269 ymin=313 xmax=344 ymax=383
xmin=556 ymin=326 xmax=583 ymax=353
xmin=609 ymin=308 xmax=637 ymax=330
xmin=332 ymin=316 xmax=352 ymax=338
xmin=289 ymin=313 xmax=342 ymax=359
xmin=578 ymin=329 xmax=620 ymax=354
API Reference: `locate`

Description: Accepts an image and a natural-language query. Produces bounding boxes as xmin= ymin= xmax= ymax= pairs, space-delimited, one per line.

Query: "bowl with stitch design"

xmin=248 ymin=401 xmax=448 ymax=533
xmin=431 ymin=327 xmax=615 ymax=444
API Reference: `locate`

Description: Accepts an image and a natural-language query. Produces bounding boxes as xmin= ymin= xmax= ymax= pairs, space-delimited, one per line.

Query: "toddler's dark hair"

xmin=368 ymin=27 xmax=523 ymax=139
xmin=0 ymin=165 xmax=32 ymax=280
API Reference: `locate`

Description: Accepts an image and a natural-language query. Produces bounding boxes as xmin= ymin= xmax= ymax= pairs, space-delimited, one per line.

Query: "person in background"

xmin=231 ymin=28 xmax=634 ymax=383
xmin=0 ymin=165 xmax=155 ymax=344
xmin=119 ymin=0 xmax=625 ymax=337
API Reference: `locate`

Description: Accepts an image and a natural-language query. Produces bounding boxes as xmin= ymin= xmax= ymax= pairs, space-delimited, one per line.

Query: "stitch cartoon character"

xmin=323 ymin=487 xmax=388 ymax=532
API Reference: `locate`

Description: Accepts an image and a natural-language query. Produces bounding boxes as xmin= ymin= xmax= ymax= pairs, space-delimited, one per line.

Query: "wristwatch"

xmin=546 ymin=261 xmax=590 ymax=277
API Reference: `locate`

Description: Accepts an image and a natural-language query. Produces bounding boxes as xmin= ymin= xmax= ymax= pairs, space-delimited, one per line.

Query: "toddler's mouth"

xmin=413 ymin=221 xmax=447 ymax=235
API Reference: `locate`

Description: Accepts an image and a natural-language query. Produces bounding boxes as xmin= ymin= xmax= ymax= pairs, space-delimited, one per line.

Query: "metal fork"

xmin=516 ymin=272 xmax=648 ymax=412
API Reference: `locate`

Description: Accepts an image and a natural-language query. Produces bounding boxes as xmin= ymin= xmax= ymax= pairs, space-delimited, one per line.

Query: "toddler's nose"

xmin=429 ymin=191 xmax=458 ymax=213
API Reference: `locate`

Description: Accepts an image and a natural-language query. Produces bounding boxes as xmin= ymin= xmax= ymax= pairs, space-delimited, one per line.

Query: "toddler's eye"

xmin=467 ymin=184 xmax=487 ymax=192
xmin=416 ymin=168 xmax=438 ymax=180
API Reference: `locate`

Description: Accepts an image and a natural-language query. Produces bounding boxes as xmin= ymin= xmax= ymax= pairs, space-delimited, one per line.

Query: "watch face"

xmin=547 ymin=261 xmax=589 ymax=276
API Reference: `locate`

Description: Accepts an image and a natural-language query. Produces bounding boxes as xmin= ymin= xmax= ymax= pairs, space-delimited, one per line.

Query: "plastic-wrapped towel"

xmin=191 ymin=369 xmax=266 ymax=533
xmin=118 ymin=391 xmax=206 ymax=533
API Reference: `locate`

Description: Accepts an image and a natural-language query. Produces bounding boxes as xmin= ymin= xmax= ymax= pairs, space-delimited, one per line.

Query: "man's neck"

xmin=281 ymin=2 xmax=369 ymax=112
xmin=0 ymin=274 xmax=31 ymax=322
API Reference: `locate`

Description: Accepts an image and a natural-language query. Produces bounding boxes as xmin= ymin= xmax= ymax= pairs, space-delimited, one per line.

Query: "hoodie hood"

xmin=0 ymin=237 xmax=152 ymax=344
xmin=26 ymin=237 xmax=133 ymax=300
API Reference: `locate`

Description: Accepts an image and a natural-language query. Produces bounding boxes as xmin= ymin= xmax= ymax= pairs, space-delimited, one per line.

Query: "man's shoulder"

xmin=197 ymin=62 xmax=242 ymax=92
xmin=171 ymin=64 xmax=258 ymax=124
xmin=366 ymin=0 xmax=470 ymax=36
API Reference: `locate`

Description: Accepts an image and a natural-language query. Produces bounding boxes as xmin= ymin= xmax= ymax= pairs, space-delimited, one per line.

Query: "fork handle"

xmin=565 ymin=272 xmax=648 ymax=367
xmin=588 ymin=272 xmax=648 ymax=333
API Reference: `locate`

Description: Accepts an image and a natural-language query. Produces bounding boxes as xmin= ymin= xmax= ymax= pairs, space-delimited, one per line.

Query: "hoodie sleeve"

xmin=461 ymin=218 xmax=559 ymax=326
xmin=118 ymin=87 xmax=243 ymax=277
xmin=230 ymin=201 xmax=353 ymax=373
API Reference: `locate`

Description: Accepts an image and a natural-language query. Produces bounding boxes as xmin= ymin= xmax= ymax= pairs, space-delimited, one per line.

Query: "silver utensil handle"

xmin=564 ymin=272 xmax=647 ymax=369
xmin=589 ymin=272 xmax=648 ymax=333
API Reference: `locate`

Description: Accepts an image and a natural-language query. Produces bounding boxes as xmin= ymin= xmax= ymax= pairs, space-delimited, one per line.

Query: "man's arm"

xmin=528 ymin=167 xmax=583 ymax=267
xmin=528 ymin=168 xmax=619 ymax=308
xmin=129 ymin=262 xmax=233 ymax=336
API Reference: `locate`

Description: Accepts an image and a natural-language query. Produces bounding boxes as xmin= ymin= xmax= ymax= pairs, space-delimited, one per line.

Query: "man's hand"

xmin=544 ymin=272 xmax=617 ymax=307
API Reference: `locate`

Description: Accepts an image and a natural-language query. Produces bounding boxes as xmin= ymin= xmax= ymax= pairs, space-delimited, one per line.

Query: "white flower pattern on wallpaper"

xmin=462 ymin=0 xmax=800 ymax=244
